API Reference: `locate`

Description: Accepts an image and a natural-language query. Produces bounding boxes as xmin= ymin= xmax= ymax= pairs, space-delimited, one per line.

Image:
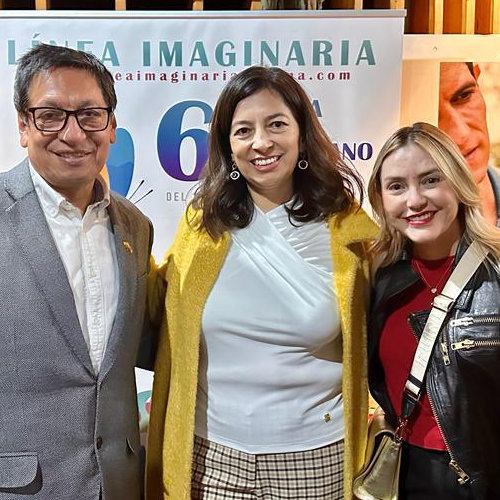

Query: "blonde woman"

xmin=367 ymin=122 xmax=500 ymax=499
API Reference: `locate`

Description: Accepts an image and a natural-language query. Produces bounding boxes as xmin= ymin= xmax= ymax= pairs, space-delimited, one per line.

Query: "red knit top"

xmin=378 ymin=255 xmax=455 ymax=451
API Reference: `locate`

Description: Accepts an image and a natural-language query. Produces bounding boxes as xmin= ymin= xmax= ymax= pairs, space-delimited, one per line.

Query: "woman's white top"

xmin=195 ymin=204 xmax=343 ymax=454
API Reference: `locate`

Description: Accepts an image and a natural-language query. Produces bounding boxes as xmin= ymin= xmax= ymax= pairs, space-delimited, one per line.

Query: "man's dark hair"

xmin=465 ymin=62 xmax=475 ymax=77
xmin=14 ymin=43 xmax=117 ymax=115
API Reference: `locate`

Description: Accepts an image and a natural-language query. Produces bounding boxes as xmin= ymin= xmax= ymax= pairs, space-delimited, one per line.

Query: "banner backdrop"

xmin=0 ymin=11 xmax=404 ymax=417
xmin=0 ymin=11 xmax=404 ymax=259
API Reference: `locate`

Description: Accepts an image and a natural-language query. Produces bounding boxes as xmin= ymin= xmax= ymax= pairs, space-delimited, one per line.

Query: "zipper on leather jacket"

xmin=449 ymin=459 xmax=471 ymax=485
xmin=427 ymin=387 xmax=471 ymax=485
xmin=408 ymin=316 xmax=471 ymax=485
xmin=439 ymin=324 xmax=451 ymax=366
xmin=440 ymin=340 xmax=451 ymax=365
xmin=451 ymin=338 xmax=500 ymax=350
xmin=446 ymin=315 xmax=500 ymax=357
xmin=449 ymin=315 xmax=500 ymax=327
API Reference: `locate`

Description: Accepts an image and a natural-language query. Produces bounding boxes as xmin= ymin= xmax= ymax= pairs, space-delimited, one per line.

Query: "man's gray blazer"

xmin=0 ymin=160 xmax=153 ymax=500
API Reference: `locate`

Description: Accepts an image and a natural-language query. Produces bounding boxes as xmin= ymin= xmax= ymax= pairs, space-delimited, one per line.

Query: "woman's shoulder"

xmin=155 ymin=207 xmax=203 ymax=269
xmin=170 ymin=206 xmax=210 ymax=248
xmin=327 ymin=205 xmax=378 ymax=244
xmin=373 ymin=260 xmax=399 ymax=281
xmin=167 ymin=205 xmax=230 ymax=259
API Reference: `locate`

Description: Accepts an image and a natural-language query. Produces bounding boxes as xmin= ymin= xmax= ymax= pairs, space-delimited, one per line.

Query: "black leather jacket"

xmin=368 ymin=240 xmax=500 ymax=499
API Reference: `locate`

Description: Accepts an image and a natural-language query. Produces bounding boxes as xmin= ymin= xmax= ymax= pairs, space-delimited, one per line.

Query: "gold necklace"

xmin=413 ymin=257 xmax=454 ymax=295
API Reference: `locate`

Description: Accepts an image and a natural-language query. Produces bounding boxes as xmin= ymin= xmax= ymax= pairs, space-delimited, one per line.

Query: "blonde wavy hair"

xmin=368 ymin=122 xmax=500 ymax=269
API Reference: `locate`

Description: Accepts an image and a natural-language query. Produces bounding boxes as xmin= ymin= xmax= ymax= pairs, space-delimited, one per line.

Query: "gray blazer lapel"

xmin=99 ymin=195 xmax=138 ymax=380
xmin=3 ymin=160 xmax=94 ymax=375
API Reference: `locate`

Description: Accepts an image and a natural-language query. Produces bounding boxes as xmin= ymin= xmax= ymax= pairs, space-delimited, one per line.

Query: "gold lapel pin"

xmin=123 ymin=241 xmax=133 ymax=254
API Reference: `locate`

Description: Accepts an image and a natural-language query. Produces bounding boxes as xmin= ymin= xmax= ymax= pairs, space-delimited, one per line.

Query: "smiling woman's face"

xmin=229 ymin=88 xmax=301 ymax=211
xmin=380 ymin=143 xmax=462 ymax=259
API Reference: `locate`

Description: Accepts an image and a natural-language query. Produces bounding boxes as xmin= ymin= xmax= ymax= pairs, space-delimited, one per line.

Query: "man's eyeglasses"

xmin=27 ymin=107 xmax=113 ymax=132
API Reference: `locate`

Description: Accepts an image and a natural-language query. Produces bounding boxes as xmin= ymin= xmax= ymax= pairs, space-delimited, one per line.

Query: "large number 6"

xmin=157 ymin=100 xmax=213 ymax=181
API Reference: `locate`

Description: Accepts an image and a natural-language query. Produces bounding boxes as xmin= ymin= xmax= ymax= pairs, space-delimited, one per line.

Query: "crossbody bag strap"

xmin=399 ymin=240 xmax=487 ymax=423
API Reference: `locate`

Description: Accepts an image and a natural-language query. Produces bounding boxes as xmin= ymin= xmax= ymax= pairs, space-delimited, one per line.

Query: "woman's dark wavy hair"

xmin=190 ymin=65 xmax=364 ymax=239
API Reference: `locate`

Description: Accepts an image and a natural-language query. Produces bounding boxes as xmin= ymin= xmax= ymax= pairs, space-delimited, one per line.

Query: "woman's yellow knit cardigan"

xmin=146 ymin=207 xmax=377 ymax=500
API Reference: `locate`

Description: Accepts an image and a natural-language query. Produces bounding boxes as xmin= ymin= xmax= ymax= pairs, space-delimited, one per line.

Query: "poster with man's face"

xmin=400 ymin=34 xmax=500 ymax=224
xmin=438 ymin=62 xmax=499 ymax=183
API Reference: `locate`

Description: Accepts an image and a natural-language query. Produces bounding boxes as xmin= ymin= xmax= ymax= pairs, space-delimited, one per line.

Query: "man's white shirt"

xmin=30 ymin=163 xmax=119 ymax=374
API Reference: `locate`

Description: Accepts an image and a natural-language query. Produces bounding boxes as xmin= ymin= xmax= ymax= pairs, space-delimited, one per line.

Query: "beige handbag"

xmin=354 ymin=241 xmax=486 ymax=500
xmin=353 ymin=408 xmax=401 ymax=500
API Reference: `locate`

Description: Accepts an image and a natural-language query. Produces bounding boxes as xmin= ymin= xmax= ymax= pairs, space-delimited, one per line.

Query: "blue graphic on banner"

xmin=105 ymin=101 xmax=373 ymax=201
xmin=107 ymin=128 xmax=134 ymax=196
xmin=157 ymin=100 xmax=212 ymax=181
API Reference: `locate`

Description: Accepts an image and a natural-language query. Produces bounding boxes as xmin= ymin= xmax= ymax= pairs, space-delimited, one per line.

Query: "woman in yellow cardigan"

xmin=146 ymin=66 xmax=376 ymax=500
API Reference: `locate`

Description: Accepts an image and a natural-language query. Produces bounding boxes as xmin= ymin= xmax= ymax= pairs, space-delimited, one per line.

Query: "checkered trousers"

xmin=191 ymin=436 xmax=344 ymax=499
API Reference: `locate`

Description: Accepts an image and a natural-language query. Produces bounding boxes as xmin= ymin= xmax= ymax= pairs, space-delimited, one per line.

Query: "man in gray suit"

xmin=0 ymin=44 xmax=152 ymax=499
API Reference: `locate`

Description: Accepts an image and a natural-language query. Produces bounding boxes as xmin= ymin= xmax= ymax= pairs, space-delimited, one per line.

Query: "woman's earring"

xmin=297 ymin=159 xmax=309 ymax=170
xmin=229 ymin=161 xmax=241 ymax=180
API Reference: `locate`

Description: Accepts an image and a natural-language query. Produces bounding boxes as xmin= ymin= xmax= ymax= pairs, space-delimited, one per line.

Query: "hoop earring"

xmin=297 ymin=159 xmax=309 ymax=170
xmin=229 ymin=161 xmax=241 ymax=180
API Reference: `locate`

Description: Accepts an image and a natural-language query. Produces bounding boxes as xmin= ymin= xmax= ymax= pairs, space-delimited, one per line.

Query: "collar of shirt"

xmin=29 ymin=161 xmax=111 ymax=218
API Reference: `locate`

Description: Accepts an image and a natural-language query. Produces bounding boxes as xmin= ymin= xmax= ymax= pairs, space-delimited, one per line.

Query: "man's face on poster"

xmin=438 ymin=62 xmax=490 ymax=183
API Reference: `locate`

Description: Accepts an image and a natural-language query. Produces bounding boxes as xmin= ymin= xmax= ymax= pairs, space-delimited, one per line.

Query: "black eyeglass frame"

xmin=26 ymin=106 xmax=113 ymax=132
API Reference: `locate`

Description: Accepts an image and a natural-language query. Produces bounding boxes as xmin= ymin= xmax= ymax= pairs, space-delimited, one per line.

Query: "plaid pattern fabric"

xmin=191 ymin=436 xmax=344 ymax=499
